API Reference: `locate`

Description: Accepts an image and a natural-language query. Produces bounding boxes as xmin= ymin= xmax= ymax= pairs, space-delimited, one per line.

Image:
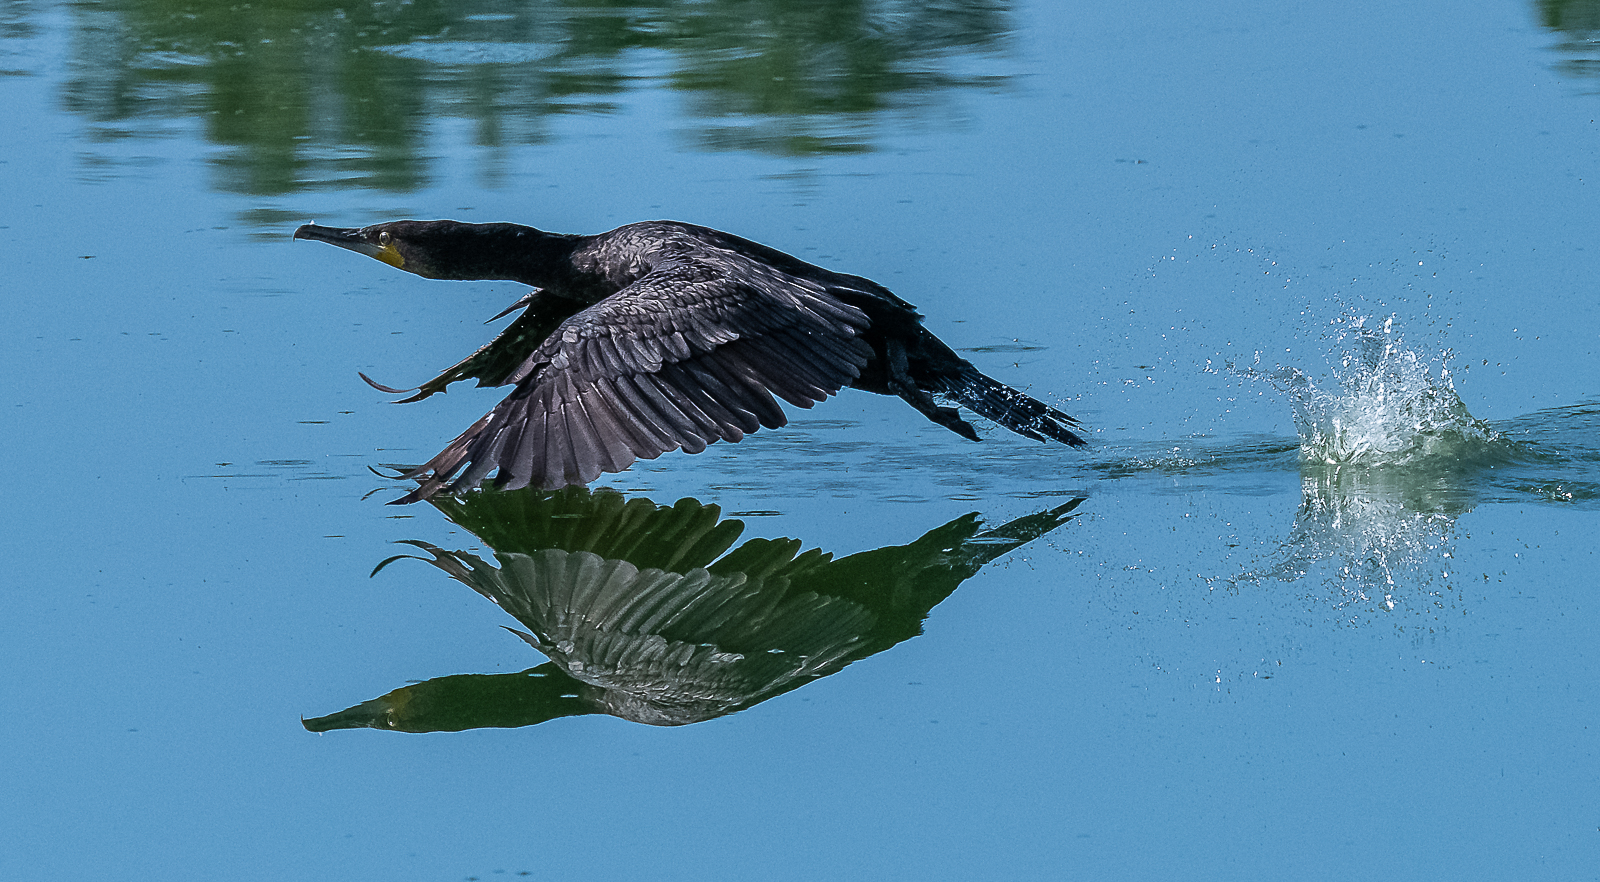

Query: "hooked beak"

xmin=293 ymin=224 xmax=406 ymax=269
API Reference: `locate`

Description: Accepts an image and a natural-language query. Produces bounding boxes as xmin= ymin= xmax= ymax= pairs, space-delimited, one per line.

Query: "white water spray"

xmin=1236 ymin=315 xmax=1498 ymax=467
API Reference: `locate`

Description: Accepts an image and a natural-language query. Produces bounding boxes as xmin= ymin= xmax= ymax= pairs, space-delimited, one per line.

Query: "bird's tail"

xmin=930 ymin=365 xmax=1088 ymax=447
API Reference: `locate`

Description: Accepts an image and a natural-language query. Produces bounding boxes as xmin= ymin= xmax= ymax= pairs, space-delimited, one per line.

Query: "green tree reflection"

xmin=304 ymin=486 xmax=1081 ymax=731
xmin=1536 ymin=0 xmax=1600 ymax=85
xmin=60 ymin=0 xmax=1014 ymax=194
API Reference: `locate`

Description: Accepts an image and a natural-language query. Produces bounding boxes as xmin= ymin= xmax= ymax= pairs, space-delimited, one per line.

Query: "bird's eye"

xmin=377 ymin=231 xmax=392 ymax=246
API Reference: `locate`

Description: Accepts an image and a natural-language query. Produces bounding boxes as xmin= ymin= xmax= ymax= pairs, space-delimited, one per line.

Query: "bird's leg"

xmin=885 ymin=339 xmax=980 ymax=441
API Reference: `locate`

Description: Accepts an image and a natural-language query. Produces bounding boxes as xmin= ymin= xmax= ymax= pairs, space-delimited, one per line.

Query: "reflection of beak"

xmin=302 ymin=695 xmax=399 ymax=732
xmin=293 ymin=224 xmax=405 ymax=269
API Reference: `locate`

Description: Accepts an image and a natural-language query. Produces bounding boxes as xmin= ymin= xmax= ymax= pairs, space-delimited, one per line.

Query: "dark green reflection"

xmin=305 ymin=487 xmax=1081 ymax=731
xmin=61 ymin=0 xmax=1013 ymax=194
xmin=1536 ymin=0 xmax=1600 ymax=82
xmin=2 ymin=0 xmax=39 ymax=52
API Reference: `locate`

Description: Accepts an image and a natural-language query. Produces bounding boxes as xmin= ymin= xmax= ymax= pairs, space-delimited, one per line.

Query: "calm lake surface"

xmin=4 ymin=0 xmax=1599 ymax=878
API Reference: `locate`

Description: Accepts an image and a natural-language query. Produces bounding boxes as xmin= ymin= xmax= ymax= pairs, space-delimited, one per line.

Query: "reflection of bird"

xmin=294 ymin=220 xmax=1086 ymax=502
xmin=303 ymin=487 xmax=1084 ymax=731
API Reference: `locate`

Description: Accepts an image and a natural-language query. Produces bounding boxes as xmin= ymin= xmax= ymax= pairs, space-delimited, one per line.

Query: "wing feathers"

xmin=596 ymin=376 xmax=675 ymax=457
xmin=562 ymin=398 xmax=606 ymax=485
xmin=392 ymin=248 xmax=879 ymax=501
xmin=644 ymin=372 xmax=724 ymax=446
xmin=697 ymin=352 xmax=787 ymax=429
xmin=678 ymin=359 xmax=764 ymax=434
xmin=580 ymin=389 xmax=642 ymax=474
xmin=628 ymin=374 xmax=710 ymax=454
xmin=506 ymin=397 xmax=548 ymax=491
xmin=660 ymin=362 xmax=751 ymax=439
xmin=542 ymin=403 xmax=576 ymax=488
xmin=716 ymin=344 xmax=818 ymax=410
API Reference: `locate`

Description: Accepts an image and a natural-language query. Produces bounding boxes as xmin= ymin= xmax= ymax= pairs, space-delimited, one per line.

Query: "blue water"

xmin=4 ymin=0 xmax=1599 ymax=879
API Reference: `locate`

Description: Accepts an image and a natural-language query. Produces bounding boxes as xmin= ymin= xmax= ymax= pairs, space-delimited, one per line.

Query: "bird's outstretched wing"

xmin=392 ymin=257 xmax=874 ymax=502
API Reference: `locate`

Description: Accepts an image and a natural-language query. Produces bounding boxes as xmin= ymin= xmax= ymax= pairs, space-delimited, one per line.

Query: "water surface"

xmin=3 ymin=0 xmax=1599 ymax=879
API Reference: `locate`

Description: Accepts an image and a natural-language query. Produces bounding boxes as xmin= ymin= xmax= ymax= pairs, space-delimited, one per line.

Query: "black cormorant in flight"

xmin=293 ymin=219 xmax=1086 ymax=502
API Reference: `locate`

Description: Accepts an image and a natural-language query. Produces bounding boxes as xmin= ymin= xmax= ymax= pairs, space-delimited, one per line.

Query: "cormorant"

xmin=293 ymin=219 xmax=1086 ymax=502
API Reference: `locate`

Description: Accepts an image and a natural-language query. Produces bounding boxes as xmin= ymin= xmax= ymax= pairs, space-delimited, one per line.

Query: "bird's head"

xmin=293 ymin=219 xmax=531 ymax=281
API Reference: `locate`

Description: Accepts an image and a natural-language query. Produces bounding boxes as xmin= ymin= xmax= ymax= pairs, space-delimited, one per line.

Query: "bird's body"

xmin=294 ymin=219 xmax=1086 ymax=502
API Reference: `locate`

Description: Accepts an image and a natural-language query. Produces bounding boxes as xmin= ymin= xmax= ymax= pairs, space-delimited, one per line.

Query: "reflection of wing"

xmin=396 ymin=256 xmax=874 ymax=502
xmin=431 ymin=485 xmax=745 ymax=571
xmin=407 ymin=542 xmax=874 ymax=725
xmin=322 ymin=489 xmax=1090 ymax=730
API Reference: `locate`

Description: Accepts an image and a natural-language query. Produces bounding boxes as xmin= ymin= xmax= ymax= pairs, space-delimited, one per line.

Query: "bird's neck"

xmin=446 ymin=223 xmax=589 ymax=290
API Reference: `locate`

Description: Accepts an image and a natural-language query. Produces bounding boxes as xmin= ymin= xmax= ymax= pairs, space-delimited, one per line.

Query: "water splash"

xmin=1233 ymin=315 xmax=1500 ymax=467
xmin=1232 ymin=467 xmax=1466 ymax=619
xmin=1211 ymin=320 xmax=1599 ymax=615
xmin=1224 ymin=315 xmax=1496 ymax=616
